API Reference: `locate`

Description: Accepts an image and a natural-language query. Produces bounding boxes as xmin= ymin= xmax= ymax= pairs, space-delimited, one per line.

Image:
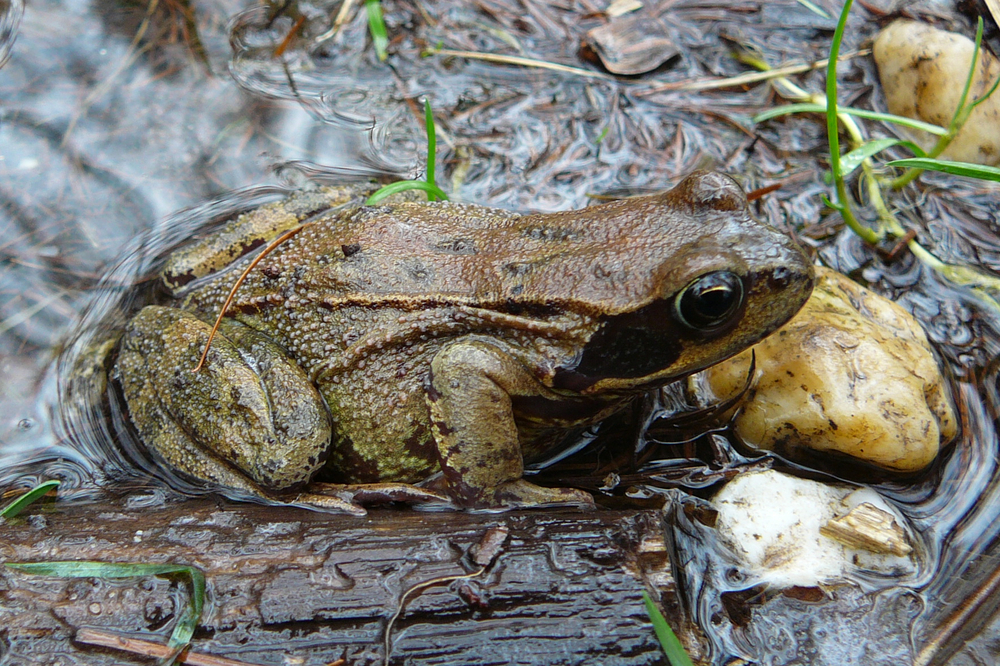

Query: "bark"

xmin=0 ymin=499 xmax=690 ymax=666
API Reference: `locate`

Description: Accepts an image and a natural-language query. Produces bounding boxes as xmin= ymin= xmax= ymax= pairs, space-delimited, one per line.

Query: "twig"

xmin=192 ymin=225 xmax=305 ymax=373
xmin=314 ymin=0 xmax=360 ymax=44
xmin=428 ymin=48 xmax=614 ymax=80
xmin=913 ymin=556 xmax=1000 ymax=666
xmin=274 ymin=16 xmax=307 ymax=57
xmin=639 ymin=49 xmax=870 ymax=94
xmin=383 ymin=569 xmax=486 ymax=666
xmin=75 ymin=628 xmax=262 ymax=666
xmin=382 ymin=526 xmax=508 ymax=666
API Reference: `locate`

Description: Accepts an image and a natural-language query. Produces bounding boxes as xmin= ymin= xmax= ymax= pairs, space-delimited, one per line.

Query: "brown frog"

xmin=113 ymin=171 xmax=814 ymax=514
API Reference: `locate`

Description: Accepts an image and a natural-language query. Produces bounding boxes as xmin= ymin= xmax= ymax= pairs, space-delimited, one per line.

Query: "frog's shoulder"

xmin=162 ymin=186 xmax=375 ymax=293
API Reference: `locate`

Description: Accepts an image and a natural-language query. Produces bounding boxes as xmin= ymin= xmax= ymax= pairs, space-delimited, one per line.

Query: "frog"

xmin=113 ymin=171 xmax=814 ymax=514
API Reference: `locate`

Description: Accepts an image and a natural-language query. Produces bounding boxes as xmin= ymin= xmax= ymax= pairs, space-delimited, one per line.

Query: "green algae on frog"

xmin=113 ymin=171 xmax=814 ymax=514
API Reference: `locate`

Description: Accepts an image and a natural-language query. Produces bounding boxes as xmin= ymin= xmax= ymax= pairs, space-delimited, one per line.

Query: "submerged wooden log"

xmin=0 ymin=499 xmax=685 ymax=665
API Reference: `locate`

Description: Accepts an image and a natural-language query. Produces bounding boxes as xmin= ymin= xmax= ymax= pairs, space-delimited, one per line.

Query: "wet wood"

xmin=0 ymin=499 xmax=680 ymax=666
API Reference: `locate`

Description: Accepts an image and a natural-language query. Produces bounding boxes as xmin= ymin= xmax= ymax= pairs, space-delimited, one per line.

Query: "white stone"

xmin=712 ymin=470 xmax=917 ymax=588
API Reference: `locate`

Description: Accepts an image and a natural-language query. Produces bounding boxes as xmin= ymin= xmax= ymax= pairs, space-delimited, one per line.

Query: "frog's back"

xmin=201 ymin=173 xmax=780 ymax=321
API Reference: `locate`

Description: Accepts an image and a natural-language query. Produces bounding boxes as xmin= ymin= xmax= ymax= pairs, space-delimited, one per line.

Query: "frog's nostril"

xmin=769 ymin=266 xmax=793 ymax=289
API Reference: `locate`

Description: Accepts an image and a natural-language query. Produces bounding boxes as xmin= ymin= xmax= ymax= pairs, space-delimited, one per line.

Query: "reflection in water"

xmin=0 ymin=0 xmax=21 ymax=70
xmin=0 ymin=0 xmax=405 ymax=495
xmin=2 ymin=0 xmax=1000 ymax=663
xmin=53 ymin=186 xmax=313 ymax=500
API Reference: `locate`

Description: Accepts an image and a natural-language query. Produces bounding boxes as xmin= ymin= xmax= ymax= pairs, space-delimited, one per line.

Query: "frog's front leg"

xmin=115 ymin=306 xmax=360 ymax=512
xmin=427 ymin=338 xmax=595 ymax=509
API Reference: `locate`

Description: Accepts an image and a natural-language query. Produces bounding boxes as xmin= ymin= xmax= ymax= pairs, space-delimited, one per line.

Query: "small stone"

xmin=585 ymin=13 xmax=678 ymax=75
xmin=874 ymin=20 xmax=1000 ymax=165
xmin=713 ymin=470 xmax=917 ymax=588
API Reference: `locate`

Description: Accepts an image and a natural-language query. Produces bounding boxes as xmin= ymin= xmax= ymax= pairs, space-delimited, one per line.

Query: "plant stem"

xmin=825 ymin=0 xmax=883 ymax=244
xmin=424 ymin=99 xmax=437 ymax=201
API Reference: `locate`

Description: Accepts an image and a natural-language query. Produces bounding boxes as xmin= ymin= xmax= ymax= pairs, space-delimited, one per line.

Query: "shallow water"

xmin=2 ymin=0 xmax=1000 ymax=663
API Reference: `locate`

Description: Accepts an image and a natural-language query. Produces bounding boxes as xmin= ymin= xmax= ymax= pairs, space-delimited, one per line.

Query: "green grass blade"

xmin=6 ymin=562 xmax=205 ymax=662
xmin=365 ymin=100 xmax=447 ymax=205
xmin=643 ymin=592 xmax=694 ymax=666
xmin=0 ymin=480 xmax=60 ymax=519
xmin=752 ymin=102 xmax=827 ymax=122
xmin=366 ymin=180 xmax=449 ymax=204
xmin=840 ymin=138 xmax=926 ymax=175
xmin=365 ymin=0 xmax=389 ymax=61
xmin=969 ymin=76 xmax=1000 ymax=108
xmin=753 ymin=104 xmax=948 ymax=136
xmin=970 ymin=70 xmax=1000 ymax=109
xmin=424 ymin=99 xmax=438 ymax=201
xmin=949 ymin=17 xmax=983 ymax=127
xmin=969 ymin=16 xmax=1000 ymax=113
xmin=887 ymin=158 xmax=1000 ymax=182
xmin=839 ymin=109 xmax=947 ymax=135
xmin=968 ymin=17 xmax=1000 ymax=111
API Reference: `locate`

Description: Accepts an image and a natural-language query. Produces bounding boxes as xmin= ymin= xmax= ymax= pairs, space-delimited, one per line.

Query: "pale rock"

xmin=713 ymin=470 xmax=917 ymax=588
xmin=874 ymin=19 xmax=1000 ymax=165
xmin=699 ymin=267 xmax=957 ymax=473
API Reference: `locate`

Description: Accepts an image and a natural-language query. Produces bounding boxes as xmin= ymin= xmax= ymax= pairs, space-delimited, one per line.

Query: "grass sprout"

xmin=751 ymin=4 xmax=1000 ymax=311
xmin=6 ymin=561 xmax=206 ymax=665
xmin=643 ymin=592 xmax=694 ymax=666
xmin=753 ymin=103 xmax=948 ymax=136
xmin=887 ymin=158 xmax=1000 ymax=181
xmin=367 ymin=99 xmax=448 ymax=204
xmin=0 ymin=480 xmax=60 ymax=519
xmin=840 ymin=138 xmax=926 ymax=176
xmin=366 ymin=0 xmax=389 ymax=61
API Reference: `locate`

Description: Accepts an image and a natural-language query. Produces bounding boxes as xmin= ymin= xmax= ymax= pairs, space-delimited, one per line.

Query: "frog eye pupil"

xmin=675 ymin=271 xmax=744 ymax=332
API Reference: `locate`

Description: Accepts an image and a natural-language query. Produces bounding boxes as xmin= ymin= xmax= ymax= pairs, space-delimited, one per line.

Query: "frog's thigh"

xmin=427 ymin=338 xmax=594 ymax=509
xmin=116 ymin=306 xmax=332 ymax=493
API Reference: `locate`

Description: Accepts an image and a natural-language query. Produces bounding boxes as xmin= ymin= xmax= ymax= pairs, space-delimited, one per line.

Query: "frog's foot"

xmin=494 ymin=479 xmax=595 ymax=510
xmin=308 ymin=482 xmax=454 ymax=509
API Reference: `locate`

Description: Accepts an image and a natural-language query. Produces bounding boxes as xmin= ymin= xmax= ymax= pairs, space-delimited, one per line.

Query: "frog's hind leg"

xmin=427 ymin=339 xmax=595 ymax=510
xmin=115 ymin=306 xmax=353 ymax=510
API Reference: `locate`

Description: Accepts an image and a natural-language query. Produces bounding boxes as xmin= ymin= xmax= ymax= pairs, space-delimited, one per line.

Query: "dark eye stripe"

xmin=553 ymin=299 xmax=682 ymax=389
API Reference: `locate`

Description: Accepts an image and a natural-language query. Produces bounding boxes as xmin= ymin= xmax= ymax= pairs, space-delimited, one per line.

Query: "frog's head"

xmin=552 ymin=170 xmax=814 ymax=394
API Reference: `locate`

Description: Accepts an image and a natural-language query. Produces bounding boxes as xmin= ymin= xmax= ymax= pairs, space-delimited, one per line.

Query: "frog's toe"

xmin=309 ymin=482 xmax=455 ymax=509
xmin=294 ymin=492 xmax=368 ymax=516
xmin=493 ymin=480 xmax=595 ymax=510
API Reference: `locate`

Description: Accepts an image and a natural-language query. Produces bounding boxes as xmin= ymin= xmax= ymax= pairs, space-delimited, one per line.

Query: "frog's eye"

xmin=674 ymin=270 xmax=744 ymax=332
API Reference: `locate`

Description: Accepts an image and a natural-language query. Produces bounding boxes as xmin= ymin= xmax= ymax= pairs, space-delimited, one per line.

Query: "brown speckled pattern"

xmin=116 ymin=172 xmax=814 ymax=509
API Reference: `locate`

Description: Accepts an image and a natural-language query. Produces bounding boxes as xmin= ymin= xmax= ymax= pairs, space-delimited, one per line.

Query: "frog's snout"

xmin=755 ymin=237 xmax=815 ymax=315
